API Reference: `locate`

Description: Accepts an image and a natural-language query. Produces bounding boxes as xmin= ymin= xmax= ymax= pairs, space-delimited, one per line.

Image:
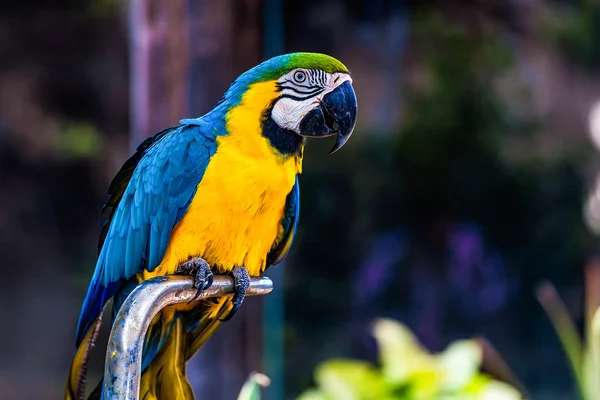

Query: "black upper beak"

xmin=297 ymin=80 xmax=357 ymax=154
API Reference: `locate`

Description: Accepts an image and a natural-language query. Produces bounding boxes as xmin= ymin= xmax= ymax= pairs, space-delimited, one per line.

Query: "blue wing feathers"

xmin=267 ymin=175 xmax=300 ymax=266
xmin=75 ymin=124 xmax=218 ymax=347
xmin=97 ymin=128 xmax=173 ymax=254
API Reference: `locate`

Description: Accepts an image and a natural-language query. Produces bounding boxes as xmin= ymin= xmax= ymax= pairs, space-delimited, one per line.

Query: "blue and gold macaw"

xmin=66 ymin=52 xmax=357 ymax=400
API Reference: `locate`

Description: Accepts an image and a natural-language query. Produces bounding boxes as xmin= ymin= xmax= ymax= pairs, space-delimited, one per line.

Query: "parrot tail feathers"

xmin=134 ymin=299 xmax=230 ymax=399
xmin=139 ymin=318 xmax=194 ymax=400
xmin=183 ymin=297 xmax=231 ymax=360
xmin=65 ymin=315 xmax=103 ymax=400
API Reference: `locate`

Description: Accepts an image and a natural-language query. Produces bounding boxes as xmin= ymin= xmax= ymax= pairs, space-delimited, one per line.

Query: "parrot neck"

xmin=261 ymin=112 xmax=305 ymax=157
xmin=215 ymin=78 xmax=305 ymax=158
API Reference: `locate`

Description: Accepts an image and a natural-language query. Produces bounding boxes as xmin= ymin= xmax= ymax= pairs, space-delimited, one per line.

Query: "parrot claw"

xmin=220 ymin=266 xmax=250 ymax=322
xmin=175 ymin=257 xmax=214 ymax=303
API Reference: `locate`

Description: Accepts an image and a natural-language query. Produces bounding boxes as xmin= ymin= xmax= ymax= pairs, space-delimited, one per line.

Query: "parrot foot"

xmin=220 ymin=266 xmax=250 ymax=322
xmin=176 ymin=257 xmax=214 ymax=303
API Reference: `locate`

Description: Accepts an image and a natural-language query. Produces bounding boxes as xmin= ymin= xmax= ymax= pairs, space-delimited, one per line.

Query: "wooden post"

xmin=129 ymin=0 xmax=189 ymax=148
xmin=129 ymin=0 xmax=264 ymax=398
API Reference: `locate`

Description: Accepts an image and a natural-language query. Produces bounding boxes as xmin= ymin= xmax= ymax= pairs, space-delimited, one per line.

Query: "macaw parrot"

xmin=66 ymin=52 xmax=357 ymax=400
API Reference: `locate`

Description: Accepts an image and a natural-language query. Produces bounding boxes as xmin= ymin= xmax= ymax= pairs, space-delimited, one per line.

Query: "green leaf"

xmin=312 ymin=359 xmax=389 ymax=400
xmin=237 ymin=373 xmax=271 ymax=400
xmin=402 ymin=371 xmax=443 ymax=399
xmin=477 ymin=381 xmax=523 ymax=400
xmin=437 ymin=340 xmax=482 ymax=391
xmin=583 ymin=308 xmax=600 ymax=400
xmin=461 ymin=374 xmax=493 ymax=396
xmin=297 ymin=319 xmax=524 ymax=400
xmin=371 ymin=318 xmax=437 ymax=385
xmin=536 ymin=282 xmax=585 ymax=398
xmin=296 ymin=389 xmax=329 ymax=400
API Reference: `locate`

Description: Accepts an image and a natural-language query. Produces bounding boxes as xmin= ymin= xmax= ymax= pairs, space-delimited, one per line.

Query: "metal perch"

xmin=102 ymin=275 xmax=273 ymax=400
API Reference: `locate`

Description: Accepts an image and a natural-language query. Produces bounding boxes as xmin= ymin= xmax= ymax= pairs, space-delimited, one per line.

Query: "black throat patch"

xmin=261 ymin=106 xmax=305 ymax=156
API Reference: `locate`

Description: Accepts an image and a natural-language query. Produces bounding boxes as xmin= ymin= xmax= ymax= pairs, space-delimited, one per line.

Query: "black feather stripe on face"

xmin=276 ymin=69 xmax=327 ymax=100
xmin=278 ymin=85 xmax=324 ymax=96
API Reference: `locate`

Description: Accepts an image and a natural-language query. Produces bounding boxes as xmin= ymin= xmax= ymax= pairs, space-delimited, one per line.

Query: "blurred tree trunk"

xmin=262 ymin=2 xmax=285 ymax=399
xmin=129 ymin=0 xmax=264 ymax=398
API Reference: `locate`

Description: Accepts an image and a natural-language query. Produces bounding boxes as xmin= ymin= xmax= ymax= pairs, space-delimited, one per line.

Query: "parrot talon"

xmin=203 ymin=273 xmax=214 ymax=290
xmin=175 ymin=257 xmax=213 ymax=303
xmin=220 ymin=266 xmax=250 ymax=322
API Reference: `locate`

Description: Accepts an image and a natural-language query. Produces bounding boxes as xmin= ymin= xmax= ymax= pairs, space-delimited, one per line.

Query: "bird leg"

xmin=220 ymin=266 xmax=250 ymax=322
xmin=176 ymin=257 xmax=214 ymax=302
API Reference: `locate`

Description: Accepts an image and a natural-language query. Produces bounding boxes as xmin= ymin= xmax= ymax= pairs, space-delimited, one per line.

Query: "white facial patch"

xmin=271 ymin=69 xmax=352 ymax=133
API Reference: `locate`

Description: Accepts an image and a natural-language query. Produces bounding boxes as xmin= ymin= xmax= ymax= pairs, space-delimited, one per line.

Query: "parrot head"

xmin=267 ymin=54 xmax=357 ymax=154
xmin=217 ymin=53 xmax=358 ymax=155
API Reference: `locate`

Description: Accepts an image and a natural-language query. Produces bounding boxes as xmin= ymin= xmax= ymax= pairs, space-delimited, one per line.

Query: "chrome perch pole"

xmin=102 ymin=275 xmax=273 ymax=400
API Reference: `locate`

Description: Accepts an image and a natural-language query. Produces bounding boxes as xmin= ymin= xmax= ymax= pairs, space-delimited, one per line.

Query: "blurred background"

xmin=1 ymin=0 xmax=600 ymax=399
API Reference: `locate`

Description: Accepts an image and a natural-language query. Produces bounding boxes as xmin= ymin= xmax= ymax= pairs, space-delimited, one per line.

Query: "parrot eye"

xmin=293 ymin=71 xmax=307 ymax=83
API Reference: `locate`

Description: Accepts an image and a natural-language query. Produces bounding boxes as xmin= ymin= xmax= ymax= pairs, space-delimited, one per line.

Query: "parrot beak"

xmin=298 ymin=80 xmax=357 ymax=154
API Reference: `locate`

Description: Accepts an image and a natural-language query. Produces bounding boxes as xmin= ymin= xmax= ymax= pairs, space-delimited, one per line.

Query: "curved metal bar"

xmin=102 ymin=275 xmax=273 ymax=400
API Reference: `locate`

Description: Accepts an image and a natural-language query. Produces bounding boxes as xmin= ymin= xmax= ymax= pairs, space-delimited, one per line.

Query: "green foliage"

xmin=55 ymin=121 xmax=103 ymax=160
xmin=537 ymin=263 xmax=600 ymax=400
xmin=237 ymin=373 xmax=271 ymax=400
xmin=296 ymin=319 xmax=523 ymax=400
